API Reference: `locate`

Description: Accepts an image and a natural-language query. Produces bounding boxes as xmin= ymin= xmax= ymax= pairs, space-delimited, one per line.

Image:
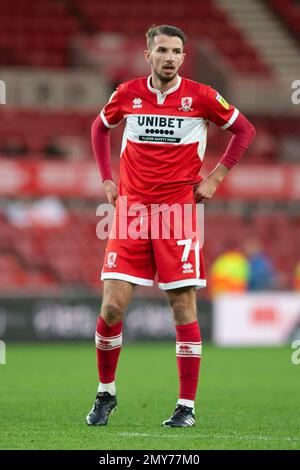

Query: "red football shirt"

xmin=100 ymin=76 xmax=239 ymax=208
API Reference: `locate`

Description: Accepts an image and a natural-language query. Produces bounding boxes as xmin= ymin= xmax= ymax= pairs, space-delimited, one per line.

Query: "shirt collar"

xmin=147 ymin=75 xmax=182 ymax=97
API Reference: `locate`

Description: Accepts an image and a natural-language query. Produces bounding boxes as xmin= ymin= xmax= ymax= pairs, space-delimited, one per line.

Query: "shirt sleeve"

xmin=204 ymin=86 xmax=239 ymax=130
xmin=100 ymin=86 xmax=124 ymax=128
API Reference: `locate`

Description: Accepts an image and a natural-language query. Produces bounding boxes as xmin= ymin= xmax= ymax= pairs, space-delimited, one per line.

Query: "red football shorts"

xmin=101 ymin=198 xmax=206 ymax=290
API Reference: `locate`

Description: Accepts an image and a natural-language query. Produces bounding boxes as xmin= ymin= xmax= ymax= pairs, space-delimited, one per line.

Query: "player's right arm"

xmin=91 ymin=114 xmax=118 ymax=206
xmin=91 ymin=86 xmax=125 ymax=206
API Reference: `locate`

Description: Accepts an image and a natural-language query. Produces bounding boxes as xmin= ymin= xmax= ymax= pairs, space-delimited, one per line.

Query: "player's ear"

xmin=181 ymin=52 xmax=186 ymax=66
xmin=144 ymin=49 xmax=151 ymax=63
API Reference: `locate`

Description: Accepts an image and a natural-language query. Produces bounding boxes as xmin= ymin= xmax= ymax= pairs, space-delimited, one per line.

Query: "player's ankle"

xmin=177 ymin=398 xmax=195 ymax=413
xmin=98 ymin=381 xmax=116 ymax=396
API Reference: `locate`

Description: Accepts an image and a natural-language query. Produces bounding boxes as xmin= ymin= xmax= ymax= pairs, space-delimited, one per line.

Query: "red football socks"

xmin=175 ymin=320 xmax=202 ymax=401
xmin=95 ymin=315 xmax=123 ymax=384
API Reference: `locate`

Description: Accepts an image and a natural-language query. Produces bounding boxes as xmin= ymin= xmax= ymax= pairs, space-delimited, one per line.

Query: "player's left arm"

xmin=194 ymin=88 xmax=256 ymax=202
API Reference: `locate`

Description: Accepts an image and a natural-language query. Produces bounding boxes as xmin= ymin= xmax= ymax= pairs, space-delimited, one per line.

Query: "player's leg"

xmin=86 ymin=279 xmax=135 ymax=426
xmin=162 ymin=286 xmax=202 ymax=427
xmin=152 ymin=201 xmax=204 ymax=427
xmin=167 ymin=286 xmax=201 ymax=405
xmin=87 ymin=207 xmax=155 ymax=426
xmin=96 ymin=279 xmax=135 ymax=390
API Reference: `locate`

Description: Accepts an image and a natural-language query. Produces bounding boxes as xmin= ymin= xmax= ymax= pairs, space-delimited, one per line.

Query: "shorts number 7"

xmin=177 ymin=239 xmax=192 ymax=262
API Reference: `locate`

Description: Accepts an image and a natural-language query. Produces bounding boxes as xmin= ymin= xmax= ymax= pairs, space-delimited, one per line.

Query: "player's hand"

xmin=103 ymin=179 xmax=118 ymax=206
xmin=194 ymin=164 xmax=229 ymax=202
xmin=193 ymin=175 xmax=219 ymax=202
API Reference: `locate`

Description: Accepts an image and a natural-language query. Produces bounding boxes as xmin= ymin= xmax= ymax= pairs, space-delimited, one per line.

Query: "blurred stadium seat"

xmin=0 ymin=0 xmax=272 ymax=74
xmin=268 ymin=0 xmax=300 ymax=42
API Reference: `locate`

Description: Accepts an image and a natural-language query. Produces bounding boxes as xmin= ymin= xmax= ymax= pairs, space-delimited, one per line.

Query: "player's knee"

xmin=101 ymin=303 xmax=124 ymax=326
xmin=172 ymin=303 xmax=196 ymax=325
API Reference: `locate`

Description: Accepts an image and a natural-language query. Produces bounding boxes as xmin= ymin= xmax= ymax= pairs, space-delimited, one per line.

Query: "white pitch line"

xmin=117 ymin=432 xmax=300 ymax=443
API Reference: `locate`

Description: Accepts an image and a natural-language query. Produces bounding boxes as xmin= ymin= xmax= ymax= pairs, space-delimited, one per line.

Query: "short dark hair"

xmin=146 ymin=25 xmax=187 ymax=50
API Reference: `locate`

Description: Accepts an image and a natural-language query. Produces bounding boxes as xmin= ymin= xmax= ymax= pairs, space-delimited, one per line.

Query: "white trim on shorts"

xmin=158 ymin=279 xmax=207 ymax=290
xmin=101 ymin=272 xmax=154 ymax=286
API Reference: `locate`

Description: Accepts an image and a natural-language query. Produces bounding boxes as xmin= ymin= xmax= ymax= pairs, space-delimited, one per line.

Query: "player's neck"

xmin=150 ymin=74 xmax=179 ymax=93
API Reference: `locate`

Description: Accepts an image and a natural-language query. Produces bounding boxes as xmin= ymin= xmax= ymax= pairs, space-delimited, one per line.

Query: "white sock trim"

xmin=177 ymin=398 xmax=195 ymax=412
xmin=98 ymin=381 xmax=116 ymax=396
xmin=95 ymin=332 xmax=122 ymax=350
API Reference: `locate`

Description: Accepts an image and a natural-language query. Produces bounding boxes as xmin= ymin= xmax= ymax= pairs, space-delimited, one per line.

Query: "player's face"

xmin=145 ymin=35 xmax=185 ymax=83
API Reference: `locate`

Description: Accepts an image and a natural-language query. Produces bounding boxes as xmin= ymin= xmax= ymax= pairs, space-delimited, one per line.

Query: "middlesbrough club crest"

xmin=179 ymin=97 xmax=193 ymax=111
xmin=106 ymin=252 xmax=117 ymax=268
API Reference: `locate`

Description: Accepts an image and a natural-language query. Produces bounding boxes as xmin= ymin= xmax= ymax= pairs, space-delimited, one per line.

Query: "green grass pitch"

xmin=0 ymin=342 xmax=299 ymax=450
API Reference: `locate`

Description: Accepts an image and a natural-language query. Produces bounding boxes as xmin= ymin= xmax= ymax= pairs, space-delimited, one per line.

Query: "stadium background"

xmin=0 ymin=0 xmax=300 ymax=450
